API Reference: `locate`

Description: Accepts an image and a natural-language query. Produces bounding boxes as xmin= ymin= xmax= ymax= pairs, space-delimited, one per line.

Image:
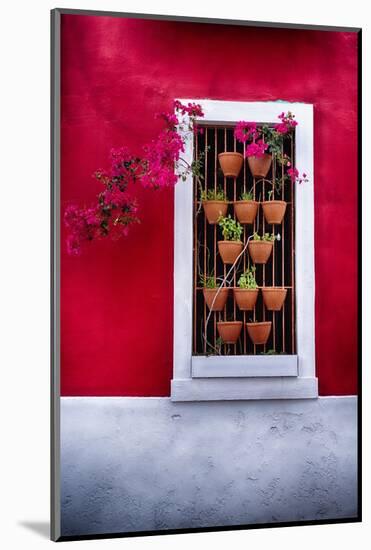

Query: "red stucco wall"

xmin=60 ymin=15 xmax=358 ymax=396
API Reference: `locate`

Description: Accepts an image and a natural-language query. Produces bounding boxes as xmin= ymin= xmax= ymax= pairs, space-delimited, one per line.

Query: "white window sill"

xmin=192 ymin=354 xmax=298 ymax=378
xmin=171 ymin=377 xmax=318 ymax=402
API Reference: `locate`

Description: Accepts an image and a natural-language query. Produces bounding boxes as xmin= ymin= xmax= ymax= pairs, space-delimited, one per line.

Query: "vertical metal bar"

xmin=291 ymin=135 xmax=295 ymax=353
xmin=272 ymin=152 xmax=276 ymax=352
xmin=252 ymin=134 xmax=256 ymax=355
xmin=223 ymin=128 xmax=227 ymax=354
xmin=203 ymin=128 xmax=208 ymax=353
xmin=243 ymin=142 xmax=247 ymax=354
xmin=193 ymin=130 xmax=198 ymax=353
xmin=281 ymin=141 xmax=286 ymax=353
xmin=214 ymin=128 xmax=217 ymax=351
xmin=233 ymin=130 xmax=237 ymax=355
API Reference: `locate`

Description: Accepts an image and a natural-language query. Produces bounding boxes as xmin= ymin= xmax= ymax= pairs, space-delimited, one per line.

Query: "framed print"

xmin=51 ymin=8 xmax=361 ymax=541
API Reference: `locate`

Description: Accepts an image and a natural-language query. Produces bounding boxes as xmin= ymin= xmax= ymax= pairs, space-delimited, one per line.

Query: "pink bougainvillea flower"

xmin=65 ymin=100 xmax=205 ymax=254
xmin=234 ymin=121 xmax=259 ymax=143
xmin=245 ymin=140 xmax=269 ymax=158
xmin=287 ymin=167 xmax=308 ymax=184
xmin=275 ymin=111 xmax=298 ymax=134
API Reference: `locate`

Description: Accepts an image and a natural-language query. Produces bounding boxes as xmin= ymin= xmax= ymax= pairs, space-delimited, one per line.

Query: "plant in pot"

xmin=261 ymin=187 xmax=287 ymax=225
xmin=248 ymin=232 xmax=275 ymax=264
xmin=217 ymin=318 xmax=243 ymax=344
xmin=233 ymin=267 xmax=259 ymax=311
xmin=200 ymin=187 xmax=228 ymax=224
xmin=262 ymin=286 xmax=287 ymax=311
xmin=246 ymin=319 xmax=272 ymax=345
xmin=200 ymin=274 xmax=230 ymax=311
xmin=234 ymin=121 xmax=272 ymax=178
xmin=233 ymin=189 xmax=259 ymax=224
xmin=218 ymin=152 xmax=244 ymax=179
xmin=217 ymin=215 xmax=243 ymax=265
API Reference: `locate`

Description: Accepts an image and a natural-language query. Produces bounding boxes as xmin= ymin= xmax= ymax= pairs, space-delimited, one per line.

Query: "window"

xmin=171 ymin=100 xmax=317 ymax=401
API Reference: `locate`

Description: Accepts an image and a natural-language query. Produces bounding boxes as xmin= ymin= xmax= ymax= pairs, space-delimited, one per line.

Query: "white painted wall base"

xmin=60 ymin=396 xmax=357 ymax=537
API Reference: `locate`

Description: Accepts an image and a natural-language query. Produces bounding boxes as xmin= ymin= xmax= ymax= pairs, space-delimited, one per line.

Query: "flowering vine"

xmin=234 ymin=110 xmax=308 ymax=192
xmin=64 ymin=100 xmax=204 ymax=254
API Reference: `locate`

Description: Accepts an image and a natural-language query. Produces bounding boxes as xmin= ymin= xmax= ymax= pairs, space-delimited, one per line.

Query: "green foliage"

xmin=237 ymin=267 xmax=258 ymax=289
xmin=240 ymin=190 xmax=254 ymax=201
xmin=252 ymin=232 xmax=275 ymax=242
xmin=191 ymin=146 xmax=210 ymax=180
xmin=200 ymin=274 xmax=218 ymax=289
xmin=200 ymin=187 xmax=226 ymax=201
xmin=218 ymin=215 xmax=243 ymax=241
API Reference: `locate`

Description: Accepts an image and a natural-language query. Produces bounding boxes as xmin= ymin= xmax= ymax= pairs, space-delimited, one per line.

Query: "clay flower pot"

xmin=202 ymin=200 xmax=228 ymax=224
xmin=248 ymin=240 xmax=273 ymax=264
xmin=203 ymin=287 xmax=229 ymax=311
xmin=217 ymin=321 xmax=243 ymax=344
xmin=218 ymin=240 xmax=243 ymax=264
xmin=233 ymin=288 xmax=259 ymax=311
xmin=262 ymin=201 xmax=287 ymax=224
xmin=262 ymin=287 xmax=287 ymax=311
xmin=247 ymin=154 xmax=272 ymax=178
xmin=218 ymin=152 xmax=244 ymax=178
xmin=246 ymin=321 xmax=272 ymax=345
xmin=233 ymin=200 xmax=259 ymax=224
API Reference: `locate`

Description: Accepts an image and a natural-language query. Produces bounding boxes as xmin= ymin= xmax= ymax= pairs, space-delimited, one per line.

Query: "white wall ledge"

xmin=171 ymin=377 xmax=318 ymax=402
xmin=192 ymin=354 xmax=298 ymax=378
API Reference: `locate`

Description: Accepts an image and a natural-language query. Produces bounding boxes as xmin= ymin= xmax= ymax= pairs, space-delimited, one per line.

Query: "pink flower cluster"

xmin=245 ymin=140 xmax=269 ymax=158
xmin=234 ymin=121 xmax=258 ymax=143
xmin=141 ymin=128 xmax=184 ymax=189
xmin=287 ymin=167 xmax=308 ymax=184
xmin=65 ymin=100 xmax=204 ymax=254
xmin=173 ymin=100 xmax=204 ymax=118
xmin=64 ymin=205 xmax=101 ymax=256
xmin=275 ymin=111 xmax=298 ymax=134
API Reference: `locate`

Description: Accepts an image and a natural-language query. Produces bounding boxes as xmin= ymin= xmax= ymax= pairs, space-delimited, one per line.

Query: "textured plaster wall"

xmin=61 ymin=397 xmax=357 ymax=536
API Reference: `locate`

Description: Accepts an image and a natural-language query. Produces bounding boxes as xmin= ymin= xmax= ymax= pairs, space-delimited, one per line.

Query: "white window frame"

xmin=171 ymin=99 xmax=317 ymax=401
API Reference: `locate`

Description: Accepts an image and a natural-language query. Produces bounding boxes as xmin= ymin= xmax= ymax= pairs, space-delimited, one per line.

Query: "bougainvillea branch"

xmin=64 ymin=100 xmax=204 ymax=254
xmin=234 ymin=110 xmax=308 ymax=193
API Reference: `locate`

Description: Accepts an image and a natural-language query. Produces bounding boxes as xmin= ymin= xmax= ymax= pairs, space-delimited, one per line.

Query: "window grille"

xmin=193 ymin=124 xmax=296 ymax=357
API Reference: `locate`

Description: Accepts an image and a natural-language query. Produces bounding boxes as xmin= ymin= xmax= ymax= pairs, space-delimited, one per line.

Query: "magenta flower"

xmin=245 ymin=140 xmax=269 ymax=158
xmin=234 ymin=121 xmax=258 ymax=143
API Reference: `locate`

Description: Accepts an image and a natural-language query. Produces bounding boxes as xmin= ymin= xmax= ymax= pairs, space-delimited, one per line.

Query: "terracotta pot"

xmin=262 ymin=200 xmax=287 ymax=224
xmin=218 ymin=240 xmax=243 ymax=264
xmin=262 ymin=287 xmax=287 ymax=311
xmin=217 ymin=321 xmax=243 ymax=344
xmin=248 ymin=240 xmax=273 ymax=264
xmin=233 ymin=200 xmax=258 ymax=224
xmin=218 ymin=152 xmax=244 ymax=178
xmin=203 ymin=287 xmax=229 ymax=311
xmin=233 ymin=288 xmax=259 ymax=311
xmin=246 ymin=321 xmax=272 ymax=345
xmin=247 ymin=154 xmax=272 ymax=178
xmin=202 ymin=200 xmax=228 ymax=224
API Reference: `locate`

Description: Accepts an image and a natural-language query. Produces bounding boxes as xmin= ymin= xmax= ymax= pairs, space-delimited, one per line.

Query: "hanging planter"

xmin=262 ymin=200 xmax=287 ymax=224
xmin=218 ymin=152 xmax=244 ymax=178
xmin=248 ymin=233 xmax=275 ymax=264
xmin=217 ymin=321 xmax=243 ymax=344
xmin=200 ymin=187 xmax=228 ymax=224
xmin=262 ymin=287 xmax=287 ymax=311
xmin=233 ymin=191 xmax=258 ymax=224
xmin=203 ymin=201 xmax=228 ymax=224
xmin=247 ymin=154 xmax=272 ymax=178
xmin=218 ymin=241 xmax=243 ymax=264
xmin=217 ymin=215 xmax=243 ymax=265
xmin=203 ymin=287 xmax=230 ymax=311
xmin=233 ymin=267 xmax=259 ymax=310
xmin=246 ymin=321 xmax=272 ymax=345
